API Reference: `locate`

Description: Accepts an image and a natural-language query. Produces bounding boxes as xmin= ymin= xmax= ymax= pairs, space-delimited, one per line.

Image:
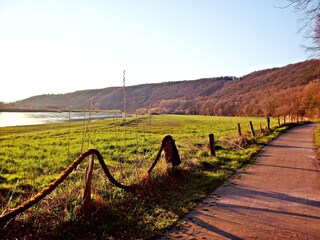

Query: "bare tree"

xmin=311 ymin=15 xmax=320 ymax=55
xmin=286 ymin=0 xmax=320 ymax=57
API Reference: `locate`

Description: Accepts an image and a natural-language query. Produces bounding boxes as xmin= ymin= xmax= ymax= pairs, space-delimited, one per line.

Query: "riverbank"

xmin=0 ymin=111 xmax=122 ymax=127
xmin=0 ymin=106 xmax=121 ymax=113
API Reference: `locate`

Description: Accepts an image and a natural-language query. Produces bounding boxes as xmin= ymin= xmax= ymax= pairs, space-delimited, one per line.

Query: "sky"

xmin=0 ymin=0 xmax=310 ymax=102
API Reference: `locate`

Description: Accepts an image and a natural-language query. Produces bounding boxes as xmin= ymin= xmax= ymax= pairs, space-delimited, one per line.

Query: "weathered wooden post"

xmin=209 ymin=133 xmax=216 ymax=156
xmin=0 ymin=192 xmax=5 ymax=208
xmin=238 ymin=123 xmax=247 ymax=148
xmin=278 ymin=117 xmax=280 ymax=126
xmin=83 ymin=154 xmax=94 ymax=218
xmin=237 ymin=123 xmax=242 ymax=137
xmin=283 ymin=116 xmax=286 ymax=125
xmin=148 ymin=135 xmax=181 ymax=174
xmin=249 ymin=121 xmax=255 ymax=138
xmin=267 ymin=117 xmax=270 ymax=131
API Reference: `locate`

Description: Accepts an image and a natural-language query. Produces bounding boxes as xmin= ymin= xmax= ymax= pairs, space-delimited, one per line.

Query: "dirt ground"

xmin=161 ymin=123 xmax=320 ymax=240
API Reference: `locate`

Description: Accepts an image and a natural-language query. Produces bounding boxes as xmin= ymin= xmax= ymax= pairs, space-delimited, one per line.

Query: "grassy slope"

xmin=0 ymin=115 xmax=298 ymax=239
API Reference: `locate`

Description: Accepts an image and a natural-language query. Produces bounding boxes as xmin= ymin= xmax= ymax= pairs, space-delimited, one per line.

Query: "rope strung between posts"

xmin=0 ymin=148 xmax=131 ymax=223
xmin=0 ymin=135 xmax=181 ymax=223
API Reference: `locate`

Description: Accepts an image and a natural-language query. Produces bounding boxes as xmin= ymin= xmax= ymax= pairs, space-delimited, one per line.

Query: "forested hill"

xmin=6 ymin=59 xmax=320 ymax=118
xmin=201 ymin=59 xmax=320 ymax=117
xmin=9 ymin=77 xmax=234 ymax=114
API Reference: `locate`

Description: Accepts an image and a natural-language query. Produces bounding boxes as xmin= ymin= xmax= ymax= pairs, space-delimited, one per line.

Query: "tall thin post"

xmin=278 ymin=117 xmax=280 ymax=126
xmin=259 ymin=120 xmax=263 ymax=133
xmin=237 ymin=123 xmax=242 ymax=137
xmin=249 ymin=121 xmax=255 ymax=138
xmin=267 ymin=117 xmax=271 ymax=131
xmin=209 ymin=134 xmax=216 ymax=156
xmin=123 ymin=70 xmax=127 ymax=162
xmin=0 ymin=192 xmax=5 ymax=208
xmin=83 ymin=154 xmax=94 ymax=218
xmin=135 ymin=114 xmax=139 ymax=160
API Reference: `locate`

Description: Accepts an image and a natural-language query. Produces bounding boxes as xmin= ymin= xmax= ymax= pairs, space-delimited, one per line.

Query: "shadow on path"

xmin=192 ymin=216 xmax=244 ymax=240
xmin=267 ymin=143 xmax=313 ymax=150
xmin=222 ymin=186 xmax=320 ymax=208
xmin=255 ymin=162 xmax=320 ymax=173
xmin=216 ymin=203 xmax=320 ymax=220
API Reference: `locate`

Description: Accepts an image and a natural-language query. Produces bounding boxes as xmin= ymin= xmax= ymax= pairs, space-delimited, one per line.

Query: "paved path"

xmin=162 ymin=123 xmax=320 ymax=240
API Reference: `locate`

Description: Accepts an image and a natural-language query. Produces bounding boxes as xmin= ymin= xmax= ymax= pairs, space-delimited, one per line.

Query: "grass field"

xmin=0 ymin=114 xmax=295 ymax=239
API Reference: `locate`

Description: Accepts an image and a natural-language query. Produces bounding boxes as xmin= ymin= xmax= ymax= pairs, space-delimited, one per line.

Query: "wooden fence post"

xmin=237 ymin=123 xmax=242 ymax=137
xmin=267 ymin=117 xmax=270 ymax=131
xmin=0 ymin=192 xmax=5 ymax=208
xmin=83 ymin=154 xmax=94 ymax=218
xmin=148 ymin=135 xmax=181 ymax=174
xmin=249 ymin=121 xmax=255 ymax=138
xmin=278 ymin=117 xmax=280 ymax=126
xmin=283 ymin=116 xmax=286 ymax=125
xmin=209 ymin=134 xmax=216 ymax=156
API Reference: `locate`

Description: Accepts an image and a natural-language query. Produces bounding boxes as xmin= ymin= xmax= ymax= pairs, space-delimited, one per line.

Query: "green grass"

xmin=0 ymin=114 xmax=298 ymax=239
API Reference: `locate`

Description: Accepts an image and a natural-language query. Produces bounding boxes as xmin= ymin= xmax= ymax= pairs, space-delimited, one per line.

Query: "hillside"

xmin=9 ymin=77 xmax=234 ymax=114
xmin=200 ymin=60 xmax=320 ymax=117
xmin=5 ymin=59 xmax=320 ymax=118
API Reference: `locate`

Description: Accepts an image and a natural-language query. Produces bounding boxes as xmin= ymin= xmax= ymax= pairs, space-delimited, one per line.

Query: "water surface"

xmin=0 ymin=111 xmax=121 ymax=127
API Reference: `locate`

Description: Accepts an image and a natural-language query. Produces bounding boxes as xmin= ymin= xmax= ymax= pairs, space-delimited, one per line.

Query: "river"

xmin=0 ymin=111 xmax=122 ymax=127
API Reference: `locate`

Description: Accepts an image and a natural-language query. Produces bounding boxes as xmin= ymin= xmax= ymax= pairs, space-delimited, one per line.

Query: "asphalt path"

xmin=162 ymin=123 xmax=320 ymax=240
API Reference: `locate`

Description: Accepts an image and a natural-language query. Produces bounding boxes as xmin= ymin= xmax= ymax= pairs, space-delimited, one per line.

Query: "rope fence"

xmin=0 ymin=149 xmax=131 ymax=223
xmin=0 ymin=135 xmax=180 ymax=223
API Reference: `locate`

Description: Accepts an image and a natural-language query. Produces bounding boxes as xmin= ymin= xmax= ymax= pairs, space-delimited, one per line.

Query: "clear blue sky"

xmin=0 ymin=0 xmax=309 ymax=102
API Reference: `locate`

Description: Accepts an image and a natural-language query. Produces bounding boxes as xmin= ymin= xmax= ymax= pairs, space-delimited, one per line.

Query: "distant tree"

xmin=286 ymin=0 xmax=320 ymax=57
xmin=301 ymin=80 xmax=320 ymax=116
